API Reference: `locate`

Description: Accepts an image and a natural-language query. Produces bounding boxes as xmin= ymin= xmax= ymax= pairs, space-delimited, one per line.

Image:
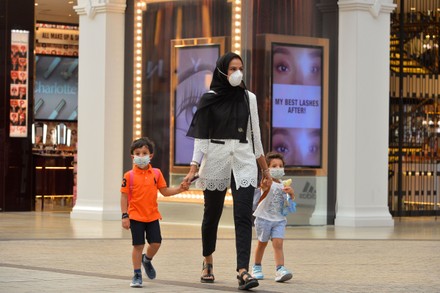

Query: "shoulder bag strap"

xmin=128 ymin=170 xmax=134 ymax=202
xmin=258 ymin=189 xmax=270 ymax=205
xmin=152 ymin=168 xmax=159 ymax=185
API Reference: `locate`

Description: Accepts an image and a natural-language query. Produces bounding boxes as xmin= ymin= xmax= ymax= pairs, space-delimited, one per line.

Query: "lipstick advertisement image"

xmin=48 ymin=99 xmax=66 ymax=120
xmin=34 ymin=55 xmax=78 ymax=120
xmin=68 ymin=106 xmax=78 ymax=120
xmin=34 ymin=98 xmax=44 ymax=115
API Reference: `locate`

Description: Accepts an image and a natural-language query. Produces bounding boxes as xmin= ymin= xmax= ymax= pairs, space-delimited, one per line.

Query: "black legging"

xmin=201 ymin=173 xmax=255 ymax=272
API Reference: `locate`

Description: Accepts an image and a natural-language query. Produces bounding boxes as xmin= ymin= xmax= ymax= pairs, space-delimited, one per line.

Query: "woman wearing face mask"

xmin=184 ymin=52 xmax=271 ymax=290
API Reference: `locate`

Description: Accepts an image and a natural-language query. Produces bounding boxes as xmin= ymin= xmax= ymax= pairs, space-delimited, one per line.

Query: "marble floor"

xmin=1 ymin=206 xmax=440 ymax=241
xmin=1 ymin=210 xmax=440 ymax=293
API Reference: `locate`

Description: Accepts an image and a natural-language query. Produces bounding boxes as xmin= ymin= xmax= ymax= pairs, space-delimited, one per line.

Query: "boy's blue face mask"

xmin=133 ymin=155 xmax=150 ymax=168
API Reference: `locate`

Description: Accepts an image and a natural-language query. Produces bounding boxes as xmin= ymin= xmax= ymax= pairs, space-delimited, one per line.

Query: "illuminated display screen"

xmin=271 ymin=43 xmax=323 ymax=168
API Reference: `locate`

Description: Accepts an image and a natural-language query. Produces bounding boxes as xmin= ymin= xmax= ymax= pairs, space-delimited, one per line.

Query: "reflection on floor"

xmin=0 ymin=211 xmax=439 ymax=241
xmin=35 ymin=196 xmax=74 ymax=212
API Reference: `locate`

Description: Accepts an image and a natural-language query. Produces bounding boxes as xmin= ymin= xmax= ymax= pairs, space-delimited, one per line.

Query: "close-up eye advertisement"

xmin=270 ymin=38 xmax=328 ymax=169
xmin=170 ymin=38 xmax=225 ymax=171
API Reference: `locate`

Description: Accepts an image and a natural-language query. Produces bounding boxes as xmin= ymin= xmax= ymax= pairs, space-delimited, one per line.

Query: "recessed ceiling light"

xmin=68 ymin=1 xmax=74 ymax=4
xmin=35 ymin=2 xmax=38 ymax=6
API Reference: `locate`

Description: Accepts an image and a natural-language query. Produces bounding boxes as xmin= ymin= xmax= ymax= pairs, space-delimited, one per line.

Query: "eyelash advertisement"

xmin=172 ymin=42 xmax=221 ymax=166
xmin=270 ymin=40 xmax=326 ymax=168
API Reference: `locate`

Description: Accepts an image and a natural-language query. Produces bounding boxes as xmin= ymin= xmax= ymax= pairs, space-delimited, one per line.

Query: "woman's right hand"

xmin=183 ymin=166 xmax=198 ymax=183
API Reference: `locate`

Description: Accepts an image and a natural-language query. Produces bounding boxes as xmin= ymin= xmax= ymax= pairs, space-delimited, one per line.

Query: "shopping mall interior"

xmin=1 ymin=0 xmax=440 ymax=225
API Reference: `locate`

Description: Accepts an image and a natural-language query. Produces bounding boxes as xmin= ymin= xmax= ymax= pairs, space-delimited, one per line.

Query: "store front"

xmin=32 ymin=23 xmax=79 ymax=212
xmin=2 ymin=0 xmax=395 ymax=227
xmin=128 ymin=0 xmax=339 ymax=225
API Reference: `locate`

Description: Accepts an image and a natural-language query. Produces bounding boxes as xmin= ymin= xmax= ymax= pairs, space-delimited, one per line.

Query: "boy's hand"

xmin=282 ymin=179 xmax=295 ymax=199
xmin=180 ymin=180 xmax=190 ymax=191
xmin=122 ymin=218 xmax=130 ymax=230
xmin=282 ymin=186 xmax=295 ymax=200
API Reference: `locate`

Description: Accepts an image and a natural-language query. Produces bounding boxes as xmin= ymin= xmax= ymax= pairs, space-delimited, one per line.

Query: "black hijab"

xmin=186 ymin=52 xmax=249 ymax=141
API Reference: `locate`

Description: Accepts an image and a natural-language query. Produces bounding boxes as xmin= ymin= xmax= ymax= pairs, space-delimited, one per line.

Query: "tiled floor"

xmin=1 ymin=210 xmax=440 ymax=292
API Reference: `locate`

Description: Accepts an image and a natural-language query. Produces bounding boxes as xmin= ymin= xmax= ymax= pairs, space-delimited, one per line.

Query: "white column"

xmin=335 ymin=0 xmax=395 ymax=226
xmin=71 ymin=0 xmax=127 ymax=220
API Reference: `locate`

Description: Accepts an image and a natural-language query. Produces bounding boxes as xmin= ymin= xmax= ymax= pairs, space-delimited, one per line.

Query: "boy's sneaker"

xmin=251 ymin=264 xmax=264 ymax=280
xmin=130 ymin=273 xmax=142 ymax=287
xmin=275 ymin=266 xmax=292 ymax=282
xmin=142 ymin=254 xmax=156 ymax=279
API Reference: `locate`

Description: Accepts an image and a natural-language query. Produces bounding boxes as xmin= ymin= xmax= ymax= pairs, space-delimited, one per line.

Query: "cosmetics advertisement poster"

xmin=10 ymin=30 xmax=29 ymax=138
xmin=34 ymin=55 xmax=78 ymax=121
xmin=271 ymin=44 xmax=323 ymax=168
xmin=173 ymin=45 xmax=219 ymax=165
xmin=35 ymin=23 xmax=79 ymax=56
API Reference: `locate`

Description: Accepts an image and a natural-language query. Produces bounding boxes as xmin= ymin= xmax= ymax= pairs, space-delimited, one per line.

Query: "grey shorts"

xmin=254 ymin=217 xmax=287 ymax=242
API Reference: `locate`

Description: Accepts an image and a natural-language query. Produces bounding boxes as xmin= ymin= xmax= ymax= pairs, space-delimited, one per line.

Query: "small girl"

xmin=251 ymin=152 xmax=296 ymax=282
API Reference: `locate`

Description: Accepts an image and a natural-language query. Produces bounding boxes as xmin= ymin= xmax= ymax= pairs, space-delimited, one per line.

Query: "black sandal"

xmin=237 ymin=271 xmax=259 ymax=290
xmin=201 ymin=262 xmax=215 ymax=283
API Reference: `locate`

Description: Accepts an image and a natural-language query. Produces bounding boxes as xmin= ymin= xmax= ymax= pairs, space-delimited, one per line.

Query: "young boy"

xmin=120 ymin=137 xmax=189 ymax=288
xmin=251 ymin=152 xmax=296 ymax=282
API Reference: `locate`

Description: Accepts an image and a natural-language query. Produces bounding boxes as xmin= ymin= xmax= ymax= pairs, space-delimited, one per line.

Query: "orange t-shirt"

xmin=120 ymin=165 xmax=167 ymax=223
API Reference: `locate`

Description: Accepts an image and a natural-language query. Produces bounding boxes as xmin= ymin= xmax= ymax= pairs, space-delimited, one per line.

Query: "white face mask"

xmin=133 ymin=155 xmax=150 ymax=168
xmin=228 ymin=70 xmax=243 ymax=87
xmin=269 ymin=168 xmax=285 ymax=180
xmin=217 ymin=67 xmax=243 ymax=87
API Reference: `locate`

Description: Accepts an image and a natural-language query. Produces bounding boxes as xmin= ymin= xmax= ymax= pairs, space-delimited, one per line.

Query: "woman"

xmin=184 ymin=52 xmax=271 ymax=290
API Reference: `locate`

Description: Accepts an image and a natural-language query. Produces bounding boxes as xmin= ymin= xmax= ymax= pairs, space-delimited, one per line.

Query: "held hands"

xmin=181 ymin=166 xmax=197 ymax=192
xmin=183 ymin=166 xmax=198 ymax=185
xmin=158 ymin=180 xmax=189 ymax=197
xmin=262 ymin=169 xmax=273 ymax=186
xmin=179 ymin=180 xmax=190 ymax=192
xmin=260 ymin=177 xmax=272 ymax=192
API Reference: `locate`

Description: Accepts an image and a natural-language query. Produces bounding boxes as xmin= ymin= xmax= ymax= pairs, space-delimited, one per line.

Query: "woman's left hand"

xmin=262 ymin=170 xmax=272 ymax=185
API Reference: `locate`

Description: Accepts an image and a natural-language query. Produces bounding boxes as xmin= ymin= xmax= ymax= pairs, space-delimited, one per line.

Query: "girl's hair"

xmin=265 ymin=151 xmax=285 ymax=167
xmin=130 ymin=137 xmax=155 ymax=154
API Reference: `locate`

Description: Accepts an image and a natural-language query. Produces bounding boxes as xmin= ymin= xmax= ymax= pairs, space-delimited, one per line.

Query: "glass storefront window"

xmin=134 ymin=0 xmax=337 ymax=224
